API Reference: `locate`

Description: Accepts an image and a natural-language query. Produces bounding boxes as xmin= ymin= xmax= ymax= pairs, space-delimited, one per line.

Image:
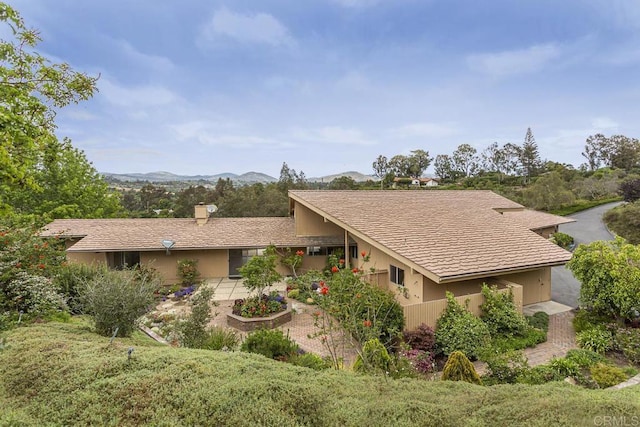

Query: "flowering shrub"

xmin=402 ymin=348 xmax=436 ymax=375
xmin=239 ymin=245 xmax=281 ymax=297
xmin=177 ymin=286 xmax=218 ymax=348
xmin=177 ymin=259 xmax=200 ymax=286
xmin=279 ymin=248 xmax=304 ymax=278
xmin=173 ymin=285 xmax=196 ymax=299
xmin=232 ymin=292 xmax=287 ymax=318
xmin=403 ymin=323 xmax=436 ymax=353
xmin=4 ymin=271 xmax=67 ymax=316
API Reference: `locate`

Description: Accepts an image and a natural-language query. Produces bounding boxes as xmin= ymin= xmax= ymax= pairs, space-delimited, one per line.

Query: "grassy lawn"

xmin=1 ymin=319 xmax=639 ymax=426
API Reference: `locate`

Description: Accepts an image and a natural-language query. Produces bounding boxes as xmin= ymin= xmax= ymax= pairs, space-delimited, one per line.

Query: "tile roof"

xmin=42 ymin=217 xmax=344 ymax=252
xmin=288 ymin=190 xmax=572 ymax=282
xmin=502 ymin=209 xmax=576 ymax=231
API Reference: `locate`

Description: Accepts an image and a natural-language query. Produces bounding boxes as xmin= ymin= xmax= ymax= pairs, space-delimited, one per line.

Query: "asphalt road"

xmin=551 ymin=201 xmax=622 ymax=307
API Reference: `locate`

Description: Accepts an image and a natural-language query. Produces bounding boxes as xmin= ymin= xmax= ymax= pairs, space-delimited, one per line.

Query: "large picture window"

xmin=390 ymin=264 xmax=405 ymax=286
xmin=107 ymin=251 xmax=140 ymax=270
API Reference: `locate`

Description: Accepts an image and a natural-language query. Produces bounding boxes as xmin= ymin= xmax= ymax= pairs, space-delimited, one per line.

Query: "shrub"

xmin=177 ymin=286 xmax=216 ymax=348
xmin=287 ymin=289 xmax=300 ymax=300
xmin=550 ymin=232 xmax=574 ymax=249
xmin=201 ymin=326 xmax=240 ymax=351
xmin=240 ymin=329 xmax=299 ymax=361
xmin=548 ymin=357 xmax=580 ymax=378
xmin=238 ymin=246 xmax=282 ymax=297
xmin=526 ymin=311 xmax=549 ymax=332
xmin=490 ymin=327 xmax=547 ymax=352
xmin=590 ymin=363 xmax=627 ymax=388
xmin=576 ymin=326 xmax=613 ymax=354
xmin=80 ymin=268 xmax=159 ymax=337
xmin=435 ymin=292 xmax=491 ymax=359
xmin=564 ymin=349 xmax=606 ymax=368
xmin=401 ymin=349 xmax=435 ymax=375
xmin=516 ymin=365 xmax=564 ymax=385
xmin=403 ymin=323 xmax=436 ymax=353
xmin=4 ymin=272 xmax=67 ymax=317
xmin=441 ymin=351 xmax=482 ymax=385
xmin=290 ymin=353 xmax=331 ymax=371
xmin=480 ymin=284 xmax=528 ymax=337
xmin=479 ymin=349 xmax=528 ymax=385
xmin=615 ymin=327 xmax=640 ymax=364
xmin=353 ymin=338 xmax=392 ymax=375
xmin=572 ymin=309 xmax=612 ymax=333
xmin=53 ymin=263 xmax=105 ymax=314
xmin=177 ymin=259 xmax=200 ymax=286
xmin=232 ymin=293 xmax=287 ymax=318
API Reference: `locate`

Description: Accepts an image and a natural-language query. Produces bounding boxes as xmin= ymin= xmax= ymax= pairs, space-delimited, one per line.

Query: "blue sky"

xmin=7 ymin=0 xmax=640 ymax=177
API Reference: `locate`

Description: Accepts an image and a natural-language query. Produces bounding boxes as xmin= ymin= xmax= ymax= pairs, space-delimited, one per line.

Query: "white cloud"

xmin=171 ymin=120 xmax=292 ymax=148
xmin=200 ymin=8 xmax=293 ymax=47
xmin=99 ymin=79 xmax=178 ymax=107
xmin=117 ymin=40 xmax=175 ymax=71
xmin=467 ymin=43 xmax=562 ymax=77
xmin=290 ymin=126 xmax=375 ymax=146
xmin=389 ymin=122 xmax=459 ymax=139
xmin=591 ymin=117 xmax=619 ymax=131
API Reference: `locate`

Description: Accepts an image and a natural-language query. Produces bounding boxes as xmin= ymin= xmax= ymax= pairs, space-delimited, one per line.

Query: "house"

xmin=392 ymin=177 xmax=439 ymax=188
xmin=43 ymin=190 xmax=574 ymax=328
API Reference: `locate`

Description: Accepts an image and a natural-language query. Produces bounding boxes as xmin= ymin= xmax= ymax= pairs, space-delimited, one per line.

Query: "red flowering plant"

xmin=277 ymin=247 xmax=305 ymax=278
xmin=308 ymin=256 xmax=405 ymax=370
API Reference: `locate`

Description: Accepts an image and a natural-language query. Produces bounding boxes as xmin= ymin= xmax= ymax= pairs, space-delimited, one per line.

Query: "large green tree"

xmin=567 ymin=238 xmax=640 ymax=323
xmin=0 ymin=3 xmax=119 ymax=218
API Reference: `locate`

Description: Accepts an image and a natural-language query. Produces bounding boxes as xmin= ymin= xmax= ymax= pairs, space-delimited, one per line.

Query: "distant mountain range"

xmin=102 ymin=170 xmax=377 ymax=184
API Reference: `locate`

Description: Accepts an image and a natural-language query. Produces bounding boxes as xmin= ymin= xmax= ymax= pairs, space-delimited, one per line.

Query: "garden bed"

xmin=227 ymin=309 xmax=292 ymax=332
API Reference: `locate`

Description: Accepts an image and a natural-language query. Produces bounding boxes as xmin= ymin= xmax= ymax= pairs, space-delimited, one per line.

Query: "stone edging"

xmin=608 ymin=373 xmax=640 ymax=390
xmin=139 ymin=324 xmax=169 ymax=345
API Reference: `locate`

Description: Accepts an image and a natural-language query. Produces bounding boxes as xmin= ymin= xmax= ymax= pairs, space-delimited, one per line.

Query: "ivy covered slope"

xmin=1 ymin=320 xmax=639 ymax=426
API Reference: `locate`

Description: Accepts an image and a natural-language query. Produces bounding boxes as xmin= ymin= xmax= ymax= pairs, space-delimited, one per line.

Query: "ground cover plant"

xmin=1 ymin=319 xmax=639 ymax=426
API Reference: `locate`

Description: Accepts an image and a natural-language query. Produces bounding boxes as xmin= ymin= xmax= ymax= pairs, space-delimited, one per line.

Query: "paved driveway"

xmin=551 ymin=202 xmax=622 ymax=307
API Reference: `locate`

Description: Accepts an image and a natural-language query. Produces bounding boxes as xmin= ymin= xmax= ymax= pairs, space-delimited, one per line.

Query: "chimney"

xmin=195 ymin=203 xmax=208 ymax=226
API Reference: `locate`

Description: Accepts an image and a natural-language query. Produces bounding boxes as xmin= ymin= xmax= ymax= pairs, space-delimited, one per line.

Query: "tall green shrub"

xmin=239 ymin=246 xmax=282 ymax=296
xmin=435 ymin=292 xmax=490 ymax=359
xmin=80 ymin=268 xmax=159 ymax=337
xmin=352 ymin=338 xmax=392 ymax=375
xmin=177 ymin=286 xmax=217 ymax=348
xmin=53 ymin=263 xmax=105 ymax=314
xmin=480 ymin=284 xmax=528 ymax=337
xmin=441 ymin=351 xmax=482 ymax=385
xmin=177 ymin=259 xmax=200 ymax=286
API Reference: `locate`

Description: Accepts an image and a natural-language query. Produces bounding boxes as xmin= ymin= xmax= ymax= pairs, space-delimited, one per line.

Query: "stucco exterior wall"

xmin=534 ymin=226 xmax=557 ymax=239
xmin=294 ymin=202 xmax=343 ymax=237
xmin=141 ymin=250 xmax=228 ymax=284
xmin=351 ymin=236 xmax=423 ymax=305
xmin=501 ymin=268 xmax=551 ymax=305
xmin=67 ymin=252 xmax=107 ymax=265
xmin=422 ymin=276 xmax=493 ymax=301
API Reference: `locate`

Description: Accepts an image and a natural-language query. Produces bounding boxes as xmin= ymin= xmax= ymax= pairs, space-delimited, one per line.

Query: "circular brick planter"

xmin=227 ymin=309 xmax=292 ymax=332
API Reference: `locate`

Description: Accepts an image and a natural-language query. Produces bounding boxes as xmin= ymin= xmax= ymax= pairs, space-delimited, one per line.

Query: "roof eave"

xmin=436 ymin=259 xmax=572 ymax=284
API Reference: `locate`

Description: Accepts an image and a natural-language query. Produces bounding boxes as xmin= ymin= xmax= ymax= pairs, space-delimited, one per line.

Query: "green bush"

xmin=240 ymin=329 xmax=299 ymax=361
xmin=290 ymin=353 xmax=331 ymax=371
xmin=572 ymin=309 xmax=612 ymax=333
xmin=615 ymin=327 xmax=640 ymax=364
xmin=403 ymin=323 xmax=436 ymax=353
xmin=490 ymin=325 xmax=547 ymax=352
xmin=590 ymin=363 xmax=627 ymax=388
xmin=516 ymin=365 xmax=564 ymax=385
xmin=53 ymin=263 xmax=105 ymax=314
xmin=287 ymin=289 xmax=300 ymax=300
xmin=4 ymin=272 xmax=67 ymax=317
xmin=480 ymin=349 xmax=528 ymax=385
xmin=353 ymin=338 xmax=392 ymax=375
xmin=576 ymin=326 xmax=613 ymax=354
xmin=177 ymin=259 xmax=201 ymax=286
xmin=177 ymin=286 xmax=216 ymax=348
xmin=441 ymin=351 xmax=482 ymax=385
xmin=480 ymin=285 xmax=529 ymax=337
xmin=435 ymin=293 xmax=491 ymax=359
xmin=550 ymin=232 xmax=574 ymax=249
xmin=526 ymin=311 xmax=549 ymax=332
xmin=79 ymin=268 xmax=159 ymax=337
xmin=564 ymin=349 xmax=606 ymax=368
xmin=201 ymin=326 xmax=240 ymax=351
xmin=548 ymin=357 xmax=580 ymax=378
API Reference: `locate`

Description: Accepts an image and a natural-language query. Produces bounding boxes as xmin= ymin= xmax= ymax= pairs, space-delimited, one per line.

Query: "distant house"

xmin=392 ymin=177 xmax=439 ymax=188
xmin=43 ymin=190 xmax=574 ymax=328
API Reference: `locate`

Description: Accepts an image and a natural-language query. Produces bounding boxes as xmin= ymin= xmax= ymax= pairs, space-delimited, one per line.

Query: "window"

xmin=390 ymin=265 xmax=405 ymax=286
xmin=307 ymin=246 xmax=322 ymax=256
xmin=349 ymin=245 xmax=358 ymax=259
xmin=241 ymin=248 xmax=265 ymax=264
xmin=107 ymin=251 xmax=140 ymax=270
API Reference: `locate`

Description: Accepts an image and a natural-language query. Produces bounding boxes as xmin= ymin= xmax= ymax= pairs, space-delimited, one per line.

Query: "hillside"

xmin=1 ymin=320 xmax=638 ymax=426
xmin=308 ymin=170 xmax=376 ymax=183
xmin=102 ymin=170 xmax=277 ymax=184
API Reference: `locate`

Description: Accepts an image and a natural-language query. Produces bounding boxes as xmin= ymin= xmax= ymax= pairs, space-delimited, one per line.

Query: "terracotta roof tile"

xmin=42 ymin=217 xmax=343 ymax=252
xmin=289 ymin=190 xmax=572 ymax=281
xmin=502 ymin=209 xmax=575 ymax=230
